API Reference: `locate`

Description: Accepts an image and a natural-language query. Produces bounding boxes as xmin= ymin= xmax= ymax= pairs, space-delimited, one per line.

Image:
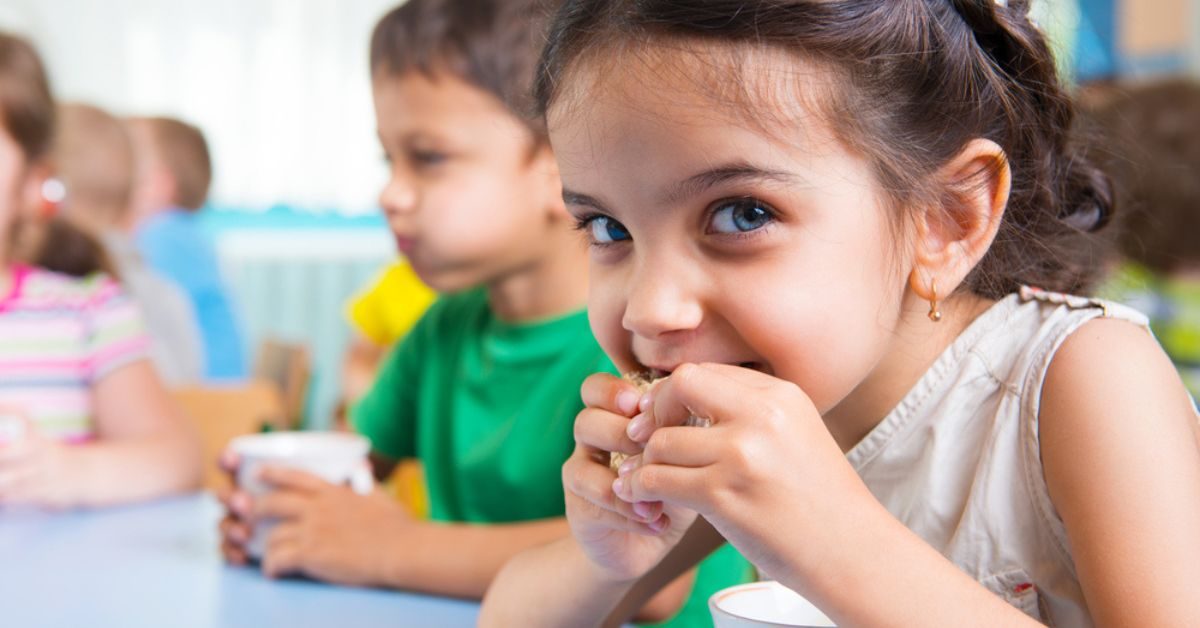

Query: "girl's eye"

xmin=707 ymin=198 xmax=775 ymax=234
xmin=586 ymin=216 xmax=631 ymax=244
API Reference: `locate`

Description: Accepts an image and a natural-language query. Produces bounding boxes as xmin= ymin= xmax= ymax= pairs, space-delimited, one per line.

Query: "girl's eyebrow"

xmin=662 ymin=162 xmax=803 ymax=205
xmin=560 ymin=161 xmax=802 ymax=213
xmin=561 ymin=189 xmax=609 ymax=212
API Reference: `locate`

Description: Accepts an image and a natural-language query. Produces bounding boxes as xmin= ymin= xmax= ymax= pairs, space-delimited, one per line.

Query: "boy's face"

xmin=373 ymin=71 xmax=561 ymax=293
xmin=548 ymin=49 xmax=914 ymax=419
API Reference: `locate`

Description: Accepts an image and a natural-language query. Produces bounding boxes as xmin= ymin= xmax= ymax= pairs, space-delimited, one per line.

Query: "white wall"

xmin=0 ymin=0 xmax=401 ymax=214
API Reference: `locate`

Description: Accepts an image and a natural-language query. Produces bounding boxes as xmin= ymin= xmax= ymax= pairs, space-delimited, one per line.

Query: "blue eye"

xmin=708 ymin=199 xmax=774 ymax=234
xmin=586 ymin=216 xmax=631 ymax=244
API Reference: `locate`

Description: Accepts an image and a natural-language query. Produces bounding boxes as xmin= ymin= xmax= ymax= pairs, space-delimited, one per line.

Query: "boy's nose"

xmin=621 ymin=260 xmax=703 ymax=339
xmin=378 ymin=175 xmax=417 ymax=216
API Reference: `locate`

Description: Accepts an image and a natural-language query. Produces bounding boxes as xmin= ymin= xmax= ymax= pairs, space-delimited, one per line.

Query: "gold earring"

xmin=928 ymin=280 xmax=942 ymax=322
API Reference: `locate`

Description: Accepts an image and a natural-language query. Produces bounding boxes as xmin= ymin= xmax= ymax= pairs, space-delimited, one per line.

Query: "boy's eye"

xmin=707 ymin=198 xmax=775 ymax=234
xmin=587 ymin=216 xmax=631 ymax=244
xmin=411 ymin=150 xmax=447 ymax=166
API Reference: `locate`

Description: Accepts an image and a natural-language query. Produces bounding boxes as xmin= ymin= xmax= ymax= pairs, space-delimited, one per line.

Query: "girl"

xmin=0 ymin=32 xmax=201 ymax=509
xmin=481 ymin=1 xmax=1200 ymax=626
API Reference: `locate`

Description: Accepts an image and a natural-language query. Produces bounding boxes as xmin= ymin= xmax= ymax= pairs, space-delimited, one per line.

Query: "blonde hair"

xmin=55 ymin=103 xmax=134 ymax=229
xmin=128 ymin=116 xmax=212 ymax=211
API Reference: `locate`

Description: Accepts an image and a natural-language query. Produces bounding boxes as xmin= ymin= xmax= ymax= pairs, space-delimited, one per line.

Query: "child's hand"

xmin=617 ymin=363 xmax=874 ymax=583
xmin=216 ymin=449 xmax=252 ymax=565
xmin=562 ymin=373 xmax=697 ymax=583
xmin=234 ymin=466 xmax=413 ymax=586
xmin=0 ymin=414 xmax=76 ymax=509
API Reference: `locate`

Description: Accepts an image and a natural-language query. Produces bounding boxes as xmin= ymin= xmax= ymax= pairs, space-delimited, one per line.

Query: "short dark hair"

xmin=535 ymin=0 xmax=1116 ymax=298
xmin=369 ymin=0 xmax=559 ymax=142
xmin=1086 ymin=79 xmax=1200 ymax=275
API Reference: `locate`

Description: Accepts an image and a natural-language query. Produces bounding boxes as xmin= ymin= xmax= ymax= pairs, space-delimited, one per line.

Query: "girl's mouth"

xmin=640 ymin=361 xmax=770 ymax=381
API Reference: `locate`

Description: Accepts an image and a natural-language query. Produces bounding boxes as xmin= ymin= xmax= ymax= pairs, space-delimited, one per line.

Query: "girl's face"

xmin=0 ymin=128 xmax=36 ymax=263
xmin=549 ymin=51 xmax=915 ymax=420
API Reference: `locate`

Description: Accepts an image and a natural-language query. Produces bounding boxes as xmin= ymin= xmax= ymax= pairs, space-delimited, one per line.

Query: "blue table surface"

xmin=0 ymin=493 xmax=480 ymax=627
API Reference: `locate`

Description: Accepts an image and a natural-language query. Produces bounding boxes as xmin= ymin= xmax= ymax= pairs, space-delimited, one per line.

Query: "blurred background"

xmin=1 ymin=0 xmax=1196 ymax=427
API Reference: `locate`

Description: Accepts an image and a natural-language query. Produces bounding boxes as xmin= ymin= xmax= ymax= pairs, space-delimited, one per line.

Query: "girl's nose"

xmin=621 ymin=259 xmax=704 ymax=339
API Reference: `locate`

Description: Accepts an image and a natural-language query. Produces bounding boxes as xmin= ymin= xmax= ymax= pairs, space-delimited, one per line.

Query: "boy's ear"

xmin=909 ymin=138 xmax=1010 ymax=299
xmin=529 ymin=142 xmax=569 ymax=221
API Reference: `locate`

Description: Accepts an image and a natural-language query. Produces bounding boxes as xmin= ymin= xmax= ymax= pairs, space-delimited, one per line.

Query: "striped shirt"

xmin=0 ymin=266 xmax=150 ymax=441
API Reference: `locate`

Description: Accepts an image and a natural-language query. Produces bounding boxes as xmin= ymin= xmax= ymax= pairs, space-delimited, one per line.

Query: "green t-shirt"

xmin=353 ymin=287 xmax=612 ymax=522
xmin=352 ymin=287 xmax=753 ymax=624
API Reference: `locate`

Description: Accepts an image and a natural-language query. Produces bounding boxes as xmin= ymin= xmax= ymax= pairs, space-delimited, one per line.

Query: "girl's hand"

xmin=231 ymin=466 xmax=413 ymax=586
xmin=617 ymin=363 xmax=874 ymax=583
xmin=562 ymin=373 xmax=697 ymax=583
xmin=0 ymin=413 xmax=76 ymax=509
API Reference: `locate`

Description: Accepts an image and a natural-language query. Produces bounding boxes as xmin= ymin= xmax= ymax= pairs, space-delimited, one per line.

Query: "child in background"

xmin=1089 ymin=80 xmax=1200 ymax=399
xmin=125 ymin=116 xmax=246 ymax=381
xmin=481 ymin=1 xmax=1200 ymax=626
xmin=217 ymin=0 xmax=752 ymax=621
xmin=0 ymin=33 xmax=201 ymax=508
xmin=54 ymin=103 xmax=204 ymax=386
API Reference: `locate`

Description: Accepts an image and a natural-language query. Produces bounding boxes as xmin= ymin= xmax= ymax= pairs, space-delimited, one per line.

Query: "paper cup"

xmin=230 ymin=431 xmax=373 ymax=559
xmin=710 ymin=581 xmax=836 ymax=628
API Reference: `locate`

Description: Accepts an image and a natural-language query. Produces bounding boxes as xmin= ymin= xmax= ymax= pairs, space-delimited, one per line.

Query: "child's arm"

xmin=1039 ymin=318 xmax=1200 ymax=625
xmin=481 ymin=373 xmax=706 ymax=625
xmin=70 ymin=361 xmax=203 ymax=506
xmin=225 ymin=468 xmax=594 ymax=599
xmin=0 ymin=361 xmax=201 ymax=508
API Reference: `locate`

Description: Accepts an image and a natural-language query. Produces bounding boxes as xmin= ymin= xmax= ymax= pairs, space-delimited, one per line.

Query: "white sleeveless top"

xmin=846 ymin=288 xmax=1152 ymax=627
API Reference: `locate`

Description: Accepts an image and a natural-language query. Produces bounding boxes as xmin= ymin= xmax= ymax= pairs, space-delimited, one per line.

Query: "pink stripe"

xmin=0 ymin=358 xmax=89 ymax=371
xmin=87 ymin=337 xmax=150 ymax=371
xmin=0 ymin=265 xmax=31 ymax=312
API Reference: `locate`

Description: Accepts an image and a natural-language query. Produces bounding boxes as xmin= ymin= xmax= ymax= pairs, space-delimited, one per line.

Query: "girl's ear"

xmin=909 ymin=138 xmax=1011 ymax=300
xmin=529 ymin=142 xmax=569 ymax=222
xmin=20 ymin=161 xmax=55 ymax=219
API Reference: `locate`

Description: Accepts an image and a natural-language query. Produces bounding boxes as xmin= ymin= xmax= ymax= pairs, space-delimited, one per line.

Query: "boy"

xmin=124 ymin=116 xmax=247 ymax=380
xmin=55 ymin=103 xmax=203 ymax=386
xmin=218 ymin=0 xmax=751 ymax=623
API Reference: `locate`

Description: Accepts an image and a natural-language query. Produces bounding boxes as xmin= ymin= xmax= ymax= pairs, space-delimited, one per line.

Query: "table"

xmin=0 ymin=493 xmax=480 ymax=627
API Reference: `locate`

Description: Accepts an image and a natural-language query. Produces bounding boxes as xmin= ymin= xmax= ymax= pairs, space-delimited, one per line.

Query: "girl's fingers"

xmin=574 ymin=407 xmax=642 ymax=455
xmin=649 ymin=363 xmax=778 ymax=430
xmin=581 ymin=372 xmax=642 ymax=417
xmin=567 ymin=492 xmax=672 ymax=536
xmin=616 ymin=462 xmax=709 ymax=510
xmin=565 ymin=450 xmax=654 ymax=523
xmin=640 ymin=425 xmax=722 ymax=468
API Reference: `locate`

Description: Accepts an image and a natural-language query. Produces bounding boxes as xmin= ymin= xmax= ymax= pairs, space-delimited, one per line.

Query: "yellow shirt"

xmin=345 ymin=261 xmax=437 ymax=346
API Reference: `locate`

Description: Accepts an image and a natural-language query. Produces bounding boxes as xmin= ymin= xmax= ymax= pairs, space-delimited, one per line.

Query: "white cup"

xmin=710 ymin=581 xmax=836 ymax=628
xmin=229 ymin=431 xmax=373 ymax=559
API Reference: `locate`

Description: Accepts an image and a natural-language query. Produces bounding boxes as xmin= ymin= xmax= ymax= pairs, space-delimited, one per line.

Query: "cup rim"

xmin=230 ymin=431 xmax=370 ymax=459
xmin=708 ymin=581 xmax=832 ymax=628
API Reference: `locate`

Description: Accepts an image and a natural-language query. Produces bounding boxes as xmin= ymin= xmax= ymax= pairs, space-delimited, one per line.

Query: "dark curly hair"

xmin=534 ymin=0 xmax=1115 ymax=298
